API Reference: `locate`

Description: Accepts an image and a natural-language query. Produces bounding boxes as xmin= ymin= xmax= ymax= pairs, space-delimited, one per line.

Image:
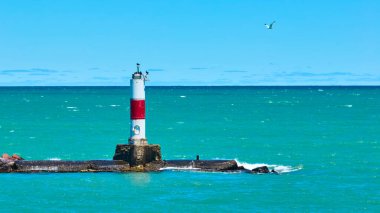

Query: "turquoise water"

xmin=0 ymin=86 xmax=379 ymax=211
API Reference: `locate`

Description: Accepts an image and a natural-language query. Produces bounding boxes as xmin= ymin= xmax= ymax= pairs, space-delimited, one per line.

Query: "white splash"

xmin=30 ymin=166 xmax=59 ymax=171
xmin=344 ymin=104 xmax=353 ymax=108
xmin=109 ymin=104 xmax=120 ymax=107
xmin=160 ymin=166 xmax=200 ymax=171
xmin=180 ymin=95 xmax=186 ymax=98
xmin=47 ymin=158 xmax=61 ymax=161
xmin=67 ymin=106 xmax=79 ymax=112
xmin=235 ymin=160 xmax=302 ymax=174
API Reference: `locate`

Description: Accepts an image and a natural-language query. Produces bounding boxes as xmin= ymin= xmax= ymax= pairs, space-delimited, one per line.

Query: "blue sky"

xmin=0 ymin=0 xmax=379 ymax=86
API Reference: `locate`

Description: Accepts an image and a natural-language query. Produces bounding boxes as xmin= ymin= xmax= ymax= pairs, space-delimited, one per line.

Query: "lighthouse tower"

xmin=129 ymin=63 xmax=148 ymax=145
xmin=113 ymin=63 xmax=161 ymax=167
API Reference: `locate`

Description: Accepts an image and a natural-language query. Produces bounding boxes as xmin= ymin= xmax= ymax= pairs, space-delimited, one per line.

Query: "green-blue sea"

xmin=0 ymin=86 xmax=379 ymax=212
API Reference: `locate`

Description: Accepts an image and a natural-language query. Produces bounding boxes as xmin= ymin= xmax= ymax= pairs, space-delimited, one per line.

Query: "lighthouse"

xmin=129 ymin=63 xmax=148 ymax=145
xmin=113 ymin=63 xmax=161 ymax=167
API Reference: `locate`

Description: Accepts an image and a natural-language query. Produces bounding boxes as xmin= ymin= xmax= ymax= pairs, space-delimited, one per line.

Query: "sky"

xmin=0 ymin=0 xmax=379 ymax=86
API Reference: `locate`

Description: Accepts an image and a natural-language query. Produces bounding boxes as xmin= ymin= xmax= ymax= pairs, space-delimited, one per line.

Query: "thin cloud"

xmin=279 ymin=71 xmax=353 ymax=77
xmin=29 ymin=73 xmax=50 ymax=76
xmin=190 ymin=67 xmax=208 ymax=70
xmin=147 ymin=68 xmax=165 ymax=72
xmin=93 ymin=77 xmax=112 ymax=80
xmin=346 ymin=77 xmax=380 ymax=82
xmin=224 ymin=70 xmax=248 ymax=73
xmin=0 ymin=68 xmax=58 ymax=74
xmin=302 ymin=77 xmax=336 ymax=82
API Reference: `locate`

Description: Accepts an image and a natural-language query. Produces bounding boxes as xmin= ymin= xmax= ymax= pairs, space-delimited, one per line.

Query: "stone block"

xmin=113 ymin=144 xmax=162 ymax=166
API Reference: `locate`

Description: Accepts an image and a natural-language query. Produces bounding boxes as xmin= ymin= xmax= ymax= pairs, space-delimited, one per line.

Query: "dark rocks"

xmin=163 ymin=160 xmax=239 ymax=171
xmin=237 ymin=166 xmax=245 ymax=170
xmin=1 ymin=151 xmax=279 ymax=174
xmin=11 ymin=160 xmax=130 ymax=173
xmin=0 ymin=153 xmax=23 ymax=172
xmin=250 ymin=166 xmax=270 ymax=174
xmin=0 ymin=158 xmax=17 ymax=172
xmin=113 ymin=144 xmax=162 ymax=167
xmin=1 ymin=159 xmax=281 ymax=174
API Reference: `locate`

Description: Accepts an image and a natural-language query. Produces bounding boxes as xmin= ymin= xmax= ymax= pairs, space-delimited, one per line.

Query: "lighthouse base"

xmin=113 ymin=144 xmax=162 ymax=167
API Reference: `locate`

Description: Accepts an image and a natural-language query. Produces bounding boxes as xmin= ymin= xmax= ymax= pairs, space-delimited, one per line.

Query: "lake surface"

xmin=0 ymin=86 xmax=379 ymax=211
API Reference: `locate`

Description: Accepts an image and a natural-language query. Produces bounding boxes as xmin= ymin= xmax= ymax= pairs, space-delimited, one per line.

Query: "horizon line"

xmin=1 ymin=85 xmax=380 ymax=87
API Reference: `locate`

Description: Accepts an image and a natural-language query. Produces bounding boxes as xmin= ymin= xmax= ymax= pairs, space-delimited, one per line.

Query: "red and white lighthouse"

xmin=129 ymin=63 xmax=148 ymax=145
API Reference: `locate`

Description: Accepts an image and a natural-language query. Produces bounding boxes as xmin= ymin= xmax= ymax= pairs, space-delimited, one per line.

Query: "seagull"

xmin=265 ymin=21 xmax=276 ymax=29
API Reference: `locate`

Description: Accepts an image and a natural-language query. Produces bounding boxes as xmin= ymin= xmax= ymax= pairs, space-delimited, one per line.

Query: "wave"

xmin=235 ymin=159 xmax=302 ymax=174
xmin=159 ymin=160 xmax=302 ymax=174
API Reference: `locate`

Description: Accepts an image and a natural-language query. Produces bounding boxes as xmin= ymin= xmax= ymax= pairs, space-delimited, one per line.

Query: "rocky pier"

xmin=0 ymin=146 xmax=275 ymax=174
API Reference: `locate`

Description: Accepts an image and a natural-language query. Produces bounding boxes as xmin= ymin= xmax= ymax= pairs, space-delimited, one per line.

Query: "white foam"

xmin=30 ymin=166 xmax=58 ymax=171
xmin=66 ymin=106 xmax=77 ymax=109
xmin=160 ymin=166 xmax=200 ymax=171
xmin=47 ymin=158 xmax=61 ymax=161
xmin=235 ymin=160 xmax=302 ymax=174
xmin=109 ymin=104 xmax=120 ymax=107
xmin=180 ymin=95 xmax=186 ymax=98
xmin=318 ymin=89 xmax=324 ymax=92
xmin=344 ymin=104 xmax=353 ymax=108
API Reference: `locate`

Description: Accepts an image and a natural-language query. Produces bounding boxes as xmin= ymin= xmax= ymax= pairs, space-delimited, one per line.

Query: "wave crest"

xmin=235 ymin=159 xmax=302 ymax=174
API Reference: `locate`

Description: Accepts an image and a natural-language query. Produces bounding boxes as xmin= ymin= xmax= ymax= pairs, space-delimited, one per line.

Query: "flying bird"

xmin=265 ymin=21 xmax=276 ymax=29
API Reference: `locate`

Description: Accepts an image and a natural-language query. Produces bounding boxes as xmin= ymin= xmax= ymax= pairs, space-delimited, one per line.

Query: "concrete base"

xmin=113 ymin=144 xmax=162 ymax=166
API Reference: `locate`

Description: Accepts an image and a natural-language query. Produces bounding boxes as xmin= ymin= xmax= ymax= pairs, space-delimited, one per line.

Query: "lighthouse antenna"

xmin=136 ymin=63 xmax=140 ymax=73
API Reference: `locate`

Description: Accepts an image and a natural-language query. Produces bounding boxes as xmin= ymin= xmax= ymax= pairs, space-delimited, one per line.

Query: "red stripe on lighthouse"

xmin=130 ymin=99 xmax=145 ymax=119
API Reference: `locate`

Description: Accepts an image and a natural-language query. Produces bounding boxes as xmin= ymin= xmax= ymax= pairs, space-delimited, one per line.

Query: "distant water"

xmin=0 ymin=86 xmax=379 ymax=211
